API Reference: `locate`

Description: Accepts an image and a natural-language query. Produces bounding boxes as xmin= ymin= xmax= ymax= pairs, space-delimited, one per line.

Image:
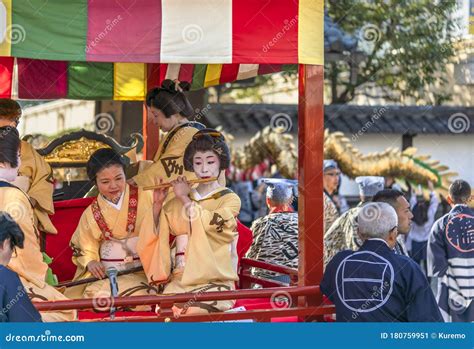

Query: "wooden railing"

xmin=34 ymin=286 xmax=335 ymax=322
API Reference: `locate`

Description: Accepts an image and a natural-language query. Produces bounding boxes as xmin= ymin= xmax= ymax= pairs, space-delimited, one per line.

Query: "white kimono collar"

xmin=101 ymin=188 xmax=126 ymax=210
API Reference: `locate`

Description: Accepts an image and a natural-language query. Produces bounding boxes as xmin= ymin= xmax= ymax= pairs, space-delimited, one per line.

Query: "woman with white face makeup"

xmin=138 ymin=129 xmax=241 ymax=317
xmin=0 ymin=127 xmax=75 ymax=322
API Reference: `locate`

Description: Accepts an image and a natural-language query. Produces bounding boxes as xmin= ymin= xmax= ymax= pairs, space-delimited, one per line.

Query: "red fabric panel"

xmin=146 ymin=63 xmax=161 ymax=89
xmin=158 ymin=64 xmax=167 ymax=85
xmin=232 ymin=0 xmax=298 ymax=64
xmin=0 ymin=57 xmax=14 ymax=98
xmin=86 ymin=0 xmax=161 ymax=63
xmin=219 ymin=64 xmax=240 ymax=84
xmin=258 ymin=64 xmax=282 ymax=76
xmin=178 ymin=64 xmax=194 ymax=83
xmin=45 ymin=197 xmax=94 ymax=282
xmin=17 ymin=59 xmax=68 ymax=99
xmin=237 ymin=220 xmax=253 ymax=260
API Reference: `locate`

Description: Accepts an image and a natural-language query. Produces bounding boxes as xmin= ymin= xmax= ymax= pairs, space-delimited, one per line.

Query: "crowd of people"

xmin=0 ymin=84 xmax=472 ymax=324
xmin=320 ymin=160 xmax=473 ymax=322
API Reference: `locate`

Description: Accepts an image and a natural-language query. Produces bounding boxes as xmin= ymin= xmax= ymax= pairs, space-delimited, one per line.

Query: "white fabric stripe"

xmin=165 ymin=64 xmax=181 ymax=80
xmin=447 ymin=274 xmax=474 ymax=288
xmin=443 ymin=279 xmax=474 ymax=297
xmin=236 ymin=64 xmax=259 ymax=80
xmin=161 ymin=0 xmax=232 ymax=64
xmin=448 ymin=257 xmax=474 ymax=267
xmin=11 ymin=57 xmax=18 ymax=99
xmin=448 ymin=267 xmax=474 ymax=277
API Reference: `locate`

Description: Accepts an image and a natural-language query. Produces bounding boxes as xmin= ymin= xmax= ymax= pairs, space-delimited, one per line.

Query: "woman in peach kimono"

xmin=0 ymin=127 xmax=75 ymax=322
xmin=66 ymin=149 xmax=165 ymax=304
xmin=131 ymin=80 xmax=205 ymax=190
xmin=0 ymin=99 xmax=56 ymax=235
xmin=138 ymin=129 xmax=241 ymax=316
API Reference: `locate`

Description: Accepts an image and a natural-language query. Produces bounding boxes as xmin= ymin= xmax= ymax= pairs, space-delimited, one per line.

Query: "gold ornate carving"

xmin=44 ymin=138 xmax=111 ymax=165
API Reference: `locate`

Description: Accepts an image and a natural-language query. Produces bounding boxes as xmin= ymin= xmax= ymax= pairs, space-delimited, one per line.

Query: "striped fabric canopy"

xmin=0 ymin=0 xmax=323 ymax=100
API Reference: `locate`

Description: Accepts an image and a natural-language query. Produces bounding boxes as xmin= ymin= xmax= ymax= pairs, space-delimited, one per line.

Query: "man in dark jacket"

xmin=321 ymin=202 xmax=442 ymax=322
xmin=428 ymin=179 xmax=474 ymax=322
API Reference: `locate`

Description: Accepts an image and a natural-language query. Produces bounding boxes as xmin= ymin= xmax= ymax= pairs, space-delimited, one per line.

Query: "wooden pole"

xmin=142 ymin=102 xmax=159 ymax=161
xmin=297 ymin=64 xmax=325 ymax=321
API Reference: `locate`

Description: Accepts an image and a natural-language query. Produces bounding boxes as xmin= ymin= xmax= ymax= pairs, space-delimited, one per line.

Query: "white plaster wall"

xmin=20 ymin=100 xmax=96 ymax=137
xmin=413 ymin=134 xmax=474 ymax=185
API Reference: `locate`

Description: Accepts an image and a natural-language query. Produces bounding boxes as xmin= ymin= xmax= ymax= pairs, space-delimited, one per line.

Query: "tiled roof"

xmin=203 ymin=104 xmax=473 ymax=135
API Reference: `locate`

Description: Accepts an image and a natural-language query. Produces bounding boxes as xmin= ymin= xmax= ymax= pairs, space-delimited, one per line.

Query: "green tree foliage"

xmin=218 ymin=1 xmax=459 ymax=105
xmin=326 ymin=0 xmax=459 ymax=104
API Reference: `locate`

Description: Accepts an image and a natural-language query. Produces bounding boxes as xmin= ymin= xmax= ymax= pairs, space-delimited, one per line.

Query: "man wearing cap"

xmin=323 ymin=160 xmax=340 ymax=235
xmin=247 ymin=179 xmax=298 ymax=285
xmin=323 ymin=176 xmax=384 ymax=267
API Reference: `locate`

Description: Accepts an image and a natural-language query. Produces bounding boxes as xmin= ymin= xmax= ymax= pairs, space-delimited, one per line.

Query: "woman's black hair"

xmin=0 ymin=99 xmax=22 ymax=122
xmin=86 ymin=148 xmax=126 ymax=181
xmin=183 ymin=129 xmax=231 ymax=172
xmin=145 ymin=79 xmax=194 ymax=119
xmin=0 ymin=127 xmax=20 ymax=168
xmin=0 ymin=212 xmax=25 ymax=250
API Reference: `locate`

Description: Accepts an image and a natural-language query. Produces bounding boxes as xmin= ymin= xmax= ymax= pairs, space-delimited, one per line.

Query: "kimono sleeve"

xmin=133 ymin=127 xmax=197 ymax=187
xmin=19 ymin=142 xmax=54 ymax=214
xmin=138 ymin=208 xmax=173 ymax=284
xmin=69 ymin=211 xmax=101 ymax=270
xmin=6 ymin=194 xmax=48 ymax=283
xmin=193 ymin=193 xmax=241 ymax=244
xmin=405 ymin=262 xmax=443 ymax=322
xmin=427 ymin=216 xmax=448 ymax=277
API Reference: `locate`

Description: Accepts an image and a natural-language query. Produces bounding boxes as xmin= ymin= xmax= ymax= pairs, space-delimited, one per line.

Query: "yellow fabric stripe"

xmin=0 ymin=0 xmax=12 ymax=56
xmin=114 ymin=63 xmax=146 ymax=101
xmin=298 ymin=0 xmax=323 ymax=65
xmin=204 ymin=64 xmax=222 ymax=87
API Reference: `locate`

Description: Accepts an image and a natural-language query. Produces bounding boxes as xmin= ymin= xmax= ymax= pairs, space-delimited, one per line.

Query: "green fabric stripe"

xmin=11 ymin=0 xmax=87 ymax=61
xmin=191 ymin=64 xmax=207 ymax=90
xmin=68 ymin=62 xmax=114 ymax=99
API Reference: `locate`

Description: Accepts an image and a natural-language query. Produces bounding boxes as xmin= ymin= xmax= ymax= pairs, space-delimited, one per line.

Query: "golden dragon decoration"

xmin=221 ymin=126 xmax=458 ymax=197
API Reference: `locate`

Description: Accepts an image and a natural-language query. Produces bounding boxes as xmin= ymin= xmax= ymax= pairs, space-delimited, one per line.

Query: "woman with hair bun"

xmin=66 ymin=148 xmax=164 ymax=303
xmin=138 ymin=129 xmax=241 ymax=316
xmin=0 ymin=98 xmax=56 ymax=236
xmin=131 ymin=79 xmax=205 ymax=191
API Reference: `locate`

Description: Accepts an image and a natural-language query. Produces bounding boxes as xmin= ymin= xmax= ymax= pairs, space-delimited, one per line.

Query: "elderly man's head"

xmin=358 ymin=202 xmax=398 ymax=248
xmin=266 ymin=183 xmax=294 ymax=212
